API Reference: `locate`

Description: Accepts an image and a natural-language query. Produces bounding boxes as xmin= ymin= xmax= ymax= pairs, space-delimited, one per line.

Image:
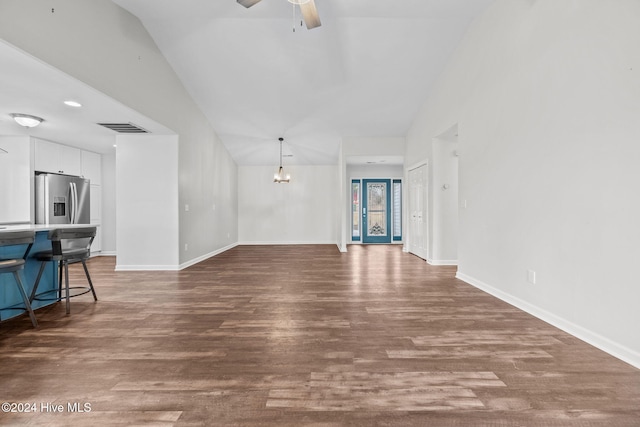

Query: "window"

xmin=351 ymin=180 xmax=360 ymax=241
xmin=393 ymin=180 xmax=402 ymax=241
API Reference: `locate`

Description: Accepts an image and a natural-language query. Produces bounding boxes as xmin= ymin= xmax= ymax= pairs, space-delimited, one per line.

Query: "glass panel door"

xmin=362 ymin=179 xmax=391 ymax=244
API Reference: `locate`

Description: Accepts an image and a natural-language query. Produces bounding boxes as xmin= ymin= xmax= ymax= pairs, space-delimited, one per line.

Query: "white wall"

xmin=0 ymin=0 xmax=238 ymax=266
xmin=100 ymin=152 xmax=116 ymax=255
xmin=431 ymin=137 xmax=459 ymax=264
xmin=343 ymin=137 xmax=406 ymax=159
xmin=238 ymin=165 xmax=338 ymax=245
xmin=115 ymin=135 xmax=179 ymax=270
xmin=406 ymin=0 xmax=640 ymax=367
xmin=0 ymin=136 xmax=30 ymax=224
xmin=337 ymin=143 xmax=347 ymax=251
xmin=347 ymin=164 xmax=404 ymax=179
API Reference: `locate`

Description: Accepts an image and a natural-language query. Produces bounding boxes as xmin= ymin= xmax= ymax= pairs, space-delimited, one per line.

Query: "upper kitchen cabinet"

xmin=34 ymin=138 xmax=82 ymax=176
xmin=81 ymin=150 xmax=102 ymax=185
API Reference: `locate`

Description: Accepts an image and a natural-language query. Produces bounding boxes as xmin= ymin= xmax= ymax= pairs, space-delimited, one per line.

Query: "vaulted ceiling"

xmin=1 ymin=1 xmax=493 ymax=164
xmin=112 ymin=0 xmax=494 ymax=165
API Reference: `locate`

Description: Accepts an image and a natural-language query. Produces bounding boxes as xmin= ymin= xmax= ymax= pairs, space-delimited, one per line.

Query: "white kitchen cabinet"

xmin=33 ymin=139 xmax=59 ymax=174
xmin=81 ymin=150 xmax=102 ymax=185
xmin=34 ymin=138 xmax=82 ymax=176
xmin=58 ymin=144 xmax=82 ymax=176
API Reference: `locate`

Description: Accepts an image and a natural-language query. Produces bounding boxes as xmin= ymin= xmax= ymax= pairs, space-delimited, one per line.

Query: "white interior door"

xmin=408 ymin=164 xmax=427 ymax=260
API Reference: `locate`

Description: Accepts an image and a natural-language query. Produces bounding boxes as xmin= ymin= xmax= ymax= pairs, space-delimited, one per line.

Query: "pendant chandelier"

xmin=274 ymin=137 xmax=290 ymax=183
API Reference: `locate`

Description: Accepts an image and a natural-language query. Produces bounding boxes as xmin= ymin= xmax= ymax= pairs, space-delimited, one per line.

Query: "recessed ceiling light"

xmin=64 ymin=100 xmax=82 ymax=107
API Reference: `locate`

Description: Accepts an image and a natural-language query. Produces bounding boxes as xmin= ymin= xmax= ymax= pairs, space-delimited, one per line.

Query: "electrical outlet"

xmin=185 ymin=204 xmax=190 ymax=212
xmin=527 ymin=269 xmax=536 ymax=284
xmin=184 ymin=243 xmax=188 ymax=251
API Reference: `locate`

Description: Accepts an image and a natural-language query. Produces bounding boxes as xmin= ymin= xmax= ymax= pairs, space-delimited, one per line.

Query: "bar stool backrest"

xmin=0 ymin=231 xmax=35 ymax=260
xmin=47 ymin=227 xmax=96 ymax=258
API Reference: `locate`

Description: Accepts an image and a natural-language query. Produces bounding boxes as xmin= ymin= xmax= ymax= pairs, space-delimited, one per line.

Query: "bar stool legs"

xmin=0 ymin=230 xmax=38 ymax=328
xmin=29 ymin=227 xmax=98 ymax=316
xmin=13 ymin=271 xmax=38 ymax=328
xmin=81 ymin=260 xmax=98 ymax=301
xmin=31 ymin=259 xmax=98 ymax=315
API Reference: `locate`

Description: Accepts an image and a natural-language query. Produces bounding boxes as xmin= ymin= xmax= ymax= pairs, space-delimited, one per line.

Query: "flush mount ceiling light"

xmin=10 ymin=113 xmax=44 ymax=128
xmin=274 ymin=137 xmax=291 ymax=183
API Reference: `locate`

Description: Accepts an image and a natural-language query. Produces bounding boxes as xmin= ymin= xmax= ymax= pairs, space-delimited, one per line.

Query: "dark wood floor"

xmin=1 ymin=245 xmax=639 ymax=426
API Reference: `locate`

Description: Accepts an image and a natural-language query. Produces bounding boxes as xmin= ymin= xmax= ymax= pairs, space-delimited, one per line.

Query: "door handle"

xmin=70 ymin=182 xmax=77 ymax=224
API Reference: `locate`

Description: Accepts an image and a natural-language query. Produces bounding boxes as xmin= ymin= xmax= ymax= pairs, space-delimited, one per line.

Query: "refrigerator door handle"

xmin=69 ymin=182 xmax=77 ymax=224
xmin=73 ymin=182 xmax=79 ymax=224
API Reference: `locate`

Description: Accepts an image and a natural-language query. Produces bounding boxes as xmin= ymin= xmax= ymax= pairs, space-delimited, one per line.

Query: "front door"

xmin=362 ymin=179 xmax=391 ymax=244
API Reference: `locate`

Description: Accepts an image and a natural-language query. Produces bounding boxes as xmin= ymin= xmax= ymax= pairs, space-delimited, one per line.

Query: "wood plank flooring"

xmin=1 ymin=244 xmax=639 ymax=426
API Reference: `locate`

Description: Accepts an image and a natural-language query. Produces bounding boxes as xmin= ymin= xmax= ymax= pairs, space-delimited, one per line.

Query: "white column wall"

xmin=115 ymin=135 xmax=179 ymax=270
xmin=100 ymin=153 xmax=117 ymax=255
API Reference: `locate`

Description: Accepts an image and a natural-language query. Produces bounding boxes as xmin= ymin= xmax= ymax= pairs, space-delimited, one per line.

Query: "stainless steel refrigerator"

xmin=35 ymin=173 xmax=90 ymax=224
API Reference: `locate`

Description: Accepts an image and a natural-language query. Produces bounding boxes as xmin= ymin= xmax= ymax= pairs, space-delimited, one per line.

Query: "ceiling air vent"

xmin=97 ymin=122 xmax=148 ymax=133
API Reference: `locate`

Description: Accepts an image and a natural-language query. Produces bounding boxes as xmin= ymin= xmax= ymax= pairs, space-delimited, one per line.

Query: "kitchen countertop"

xmin=0 ymin=223 xmax=100 ymax=233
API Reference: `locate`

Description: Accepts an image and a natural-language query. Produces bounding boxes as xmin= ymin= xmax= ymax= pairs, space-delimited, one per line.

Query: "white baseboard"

xmin=238 ymin=241 xmax=338 ymax=246
xmin=178 ymin=242 xmax=238 ymax=270
xmin=96 ymin=251 xmax=116 ymax=256
xmin=456 ymin=271 xmax=640 ymax=369
xmin=115 ymin=264 xmax=180 ymax=271
xmin=114 ymin=243 xmax=239 ymax=271
xmin=427 ymin=258 xmax=458 ymax=266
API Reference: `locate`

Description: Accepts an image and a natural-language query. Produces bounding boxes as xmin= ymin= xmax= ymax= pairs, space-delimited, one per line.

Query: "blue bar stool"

xmin=0 ymin=230 xmax=38 ymax=327
xmin=30 ymin=227 xmax=98 ymax=315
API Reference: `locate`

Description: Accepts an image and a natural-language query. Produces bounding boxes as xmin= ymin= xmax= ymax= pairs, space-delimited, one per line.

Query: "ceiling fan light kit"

xmin=237 ymin=0 xmax=321 ymax=30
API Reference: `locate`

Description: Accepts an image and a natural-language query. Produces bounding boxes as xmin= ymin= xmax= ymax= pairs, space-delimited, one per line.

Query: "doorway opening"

xmin=352 ymin=179 xmax=401 ymax=244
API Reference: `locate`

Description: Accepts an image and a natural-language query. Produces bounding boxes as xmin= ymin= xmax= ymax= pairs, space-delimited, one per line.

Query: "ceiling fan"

xmin=237 ymin=0 xmax=321 ymax=30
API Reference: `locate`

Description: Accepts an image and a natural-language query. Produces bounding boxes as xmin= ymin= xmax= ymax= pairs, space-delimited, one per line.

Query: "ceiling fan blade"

xmin=300 ymin=0 xmax=321 ymax=29
xmin=237 ymin=0 xmax=262 ymax=8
